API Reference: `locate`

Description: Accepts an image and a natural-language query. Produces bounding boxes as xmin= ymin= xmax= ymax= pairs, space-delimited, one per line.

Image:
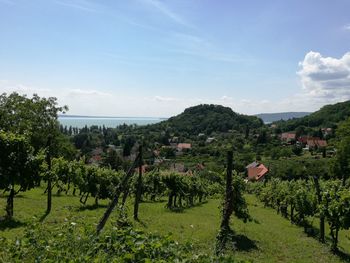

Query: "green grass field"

xmin=1 ymin=187 xmax=349 ymax=262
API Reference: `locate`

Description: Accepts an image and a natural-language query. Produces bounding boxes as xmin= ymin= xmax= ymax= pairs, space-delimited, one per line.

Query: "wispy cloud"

xmin=344 ymin=24 xmax=350 ymax=31
xmin=139 ymin=0 xmax=194 ymax=28
xmin=153 ymin=95 xmax=177 ymax=102
xmin=68 ymin=89 xmax=111 ymax=97
xmin=54 ymin=0 xmax=100 ymax=13
xmin=166 ymin=32 xmax=254 ymax=64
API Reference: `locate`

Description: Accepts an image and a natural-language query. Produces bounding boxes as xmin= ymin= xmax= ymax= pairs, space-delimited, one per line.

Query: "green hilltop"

xmin=151 ymin=104 xmax=263 ymax=135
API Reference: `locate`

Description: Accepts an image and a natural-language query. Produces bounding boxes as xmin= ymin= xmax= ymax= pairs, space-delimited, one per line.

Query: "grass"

xmin=1 ymin=188 xmax=349 ymax=262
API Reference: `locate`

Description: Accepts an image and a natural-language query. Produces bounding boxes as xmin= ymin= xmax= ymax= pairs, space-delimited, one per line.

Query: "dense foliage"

xmin=0 ymin=220 xmax=243 ymax=262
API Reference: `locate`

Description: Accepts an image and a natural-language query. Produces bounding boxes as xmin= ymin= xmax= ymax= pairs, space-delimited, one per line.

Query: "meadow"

xmin=1 ymin=187 xmax=349 ymax=263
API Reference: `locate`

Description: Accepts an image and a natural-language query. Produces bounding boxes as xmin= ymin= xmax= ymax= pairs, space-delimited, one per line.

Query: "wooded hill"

xmin=273 ymin=100 xmax=350 ymax=131
xmin=255 ymin=112 xmax=310 ymax=123
xmin=149 ymin=104 xmax=263 ymax=135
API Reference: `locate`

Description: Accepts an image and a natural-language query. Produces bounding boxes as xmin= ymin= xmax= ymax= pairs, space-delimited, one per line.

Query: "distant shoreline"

xmin=59 ymin=114 xmax=168 ymax=120
xmin=58 ymin=115 xmax=166 ymax=128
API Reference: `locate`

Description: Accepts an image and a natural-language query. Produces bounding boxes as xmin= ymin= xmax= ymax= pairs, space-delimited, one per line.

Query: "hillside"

xmin=273 ymin=100 xmax=350 ymax=131
xmin=255 ymin=112 xmax=310 ymax=123
xmin=153 ymin=104 xmax=264 ymax=135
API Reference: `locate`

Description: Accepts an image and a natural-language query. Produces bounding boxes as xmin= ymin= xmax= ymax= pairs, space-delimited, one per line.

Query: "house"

xmin=177 ymin=143 xmax=192 ymax=151
xmin=297 ymin=136 xmax=315 ymax=145
xmin=88 ymin=147 xmax=103 ymax=164
xmin=246 ymin=161 xmax=268 ymax=182
xmin=281 ymin=132 xmax=296 ymax=143
xmin=307 ymin=138 xmax=327 ymax=149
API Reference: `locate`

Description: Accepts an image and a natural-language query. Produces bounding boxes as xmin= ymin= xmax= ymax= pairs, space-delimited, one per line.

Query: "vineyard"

xmin=1 ymin=93 xmax=350 ymax=262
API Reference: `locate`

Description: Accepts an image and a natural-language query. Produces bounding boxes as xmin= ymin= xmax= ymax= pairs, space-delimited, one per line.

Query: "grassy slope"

xmin=0 ymin=188 xmax=349 ymax=263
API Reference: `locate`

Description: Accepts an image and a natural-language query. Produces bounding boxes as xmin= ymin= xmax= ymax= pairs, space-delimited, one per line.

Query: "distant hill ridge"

xmin=255 ymin=112 xmax=311 ymax=123
xmin=272 ymin=100 xmax=350 ymax=131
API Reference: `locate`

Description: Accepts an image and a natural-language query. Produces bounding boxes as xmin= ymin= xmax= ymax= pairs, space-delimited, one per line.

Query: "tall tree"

xmin=0 ymin=92 xmax=68 ymax=153
xmin=0 ymin=132 xmax=42 ymax=219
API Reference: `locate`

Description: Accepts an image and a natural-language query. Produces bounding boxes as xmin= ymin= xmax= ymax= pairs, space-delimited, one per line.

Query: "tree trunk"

xmin=5 ymin=187 xmax=15 ymax=219
xmin=46 ymin=136 xmax=52 ymax=214
xmin=47 ymin=179 xmax=52 ymax=213
xmin=220 ymin=151 xmax=234 ymax=230
xmin=313 ymin=176 xmax=325 ymax=242
xmin=330 ymin=227 xmax=339 ymax=252
xmin=133 ymin=145 xmax=143 ymax=220
xmin=320 ymin=216 xmax=325 ymax=243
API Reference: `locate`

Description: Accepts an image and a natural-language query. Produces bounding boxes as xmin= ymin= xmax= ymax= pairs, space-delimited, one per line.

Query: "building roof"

xmin=306 ymin=138 xmax=327 ymax=148
xmin=177 ymin=143 xmax=192 ymax=149
xmin=247 ymin=164 xmax=268 ymax=181
xmin=316 ymin=139 xmax=327 ymax=147
xmin=281 ymin=132 xmax=296 ymax=140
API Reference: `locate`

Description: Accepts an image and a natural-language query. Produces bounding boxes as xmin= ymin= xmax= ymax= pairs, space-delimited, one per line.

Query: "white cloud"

xmin=153 ymin=96 xmax=177 ymax=102
xmin=68 ymin=89 xmax=111 ymax=97
xmin=2 ymin=51 xmax=350 ymax=117
xmin=297 ymin=51 xmax=350 ymax=103
xmin=220 ymin=95 xmax=233 ymax=101
xmin=344 ymin=24 xmax=350 ymax=31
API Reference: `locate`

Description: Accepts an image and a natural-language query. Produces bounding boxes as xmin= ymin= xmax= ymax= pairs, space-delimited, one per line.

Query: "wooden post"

xmin=46 ymin=135 xmax=52 ymax=214
xmin=313 ymin=176 xmax=325 ymax=242
xmin=220 ymin=151 xmax=234 ymax=230
xmin=134 ymin=145 xmax=143 ymax=220
xmin=96 ymin=153 xmax=139 ymax=234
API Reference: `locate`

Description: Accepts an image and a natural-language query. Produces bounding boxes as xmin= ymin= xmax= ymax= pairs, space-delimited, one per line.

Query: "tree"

xmin=102 ymin=149 xmax=123 ymax=170
xmin=321 ymin=181 xmax=350 ymax=251
xmin=0 ymin=92 xmax=68 ymax=152
xmin=0 ymin=132 xmax=42 ymax=219
xmin=332 ymin=118 xmax=350 ymax=185
xmin=216 ymin=151 xmax=250 ymax=254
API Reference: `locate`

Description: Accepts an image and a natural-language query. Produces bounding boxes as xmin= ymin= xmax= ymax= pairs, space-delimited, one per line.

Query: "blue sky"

xmin=0 ymin=0 xmax=350 ymax=117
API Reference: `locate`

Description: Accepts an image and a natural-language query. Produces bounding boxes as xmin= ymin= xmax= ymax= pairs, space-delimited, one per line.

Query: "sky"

xmin=0 ymin=0 xmax=350 ymax=117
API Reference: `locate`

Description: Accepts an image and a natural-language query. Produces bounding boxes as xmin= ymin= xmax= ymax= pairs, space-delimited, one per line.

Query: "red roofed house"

xmin=281 ymin=132 xmax=296 ymax=144
xmin=177 ymin=143 xmax=192 ymax=151
xmin=246 ymin=162 xmax=269 ymax=182
xmin=307 ymin=138 xmax=327 ymax=149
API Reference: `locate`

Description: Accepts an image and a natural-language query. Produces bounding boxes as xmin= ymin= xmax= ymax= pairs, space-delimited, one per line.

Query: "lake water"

xmin=58 ymin=116 xmax=164 ymax=128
